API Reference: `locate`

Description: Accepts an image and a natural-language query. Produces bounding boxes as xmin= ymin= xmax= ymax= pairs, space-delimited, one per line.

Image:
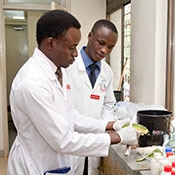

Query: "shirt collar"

xmin=80 ymin=46 xmax=101 ymax=69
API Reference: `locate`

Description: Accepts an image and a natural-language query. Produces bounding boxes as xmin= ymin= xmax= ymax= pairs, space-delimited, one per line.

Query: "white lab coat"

xmin=7 ymin=48 xmax=111 ymax=175
xmin=66 ymin=51 xmax=116 ymax=175
xmin=66 ymin=51 xmax=116 ymax=122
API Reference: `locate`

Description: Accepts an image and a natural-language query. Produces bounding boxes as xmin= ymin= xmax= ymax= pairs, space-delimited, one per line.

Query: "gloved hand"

xmin=113 ymin=119 xmax=131 ymax=131
xmin=117 ymin=125 xmax=137 ymax=145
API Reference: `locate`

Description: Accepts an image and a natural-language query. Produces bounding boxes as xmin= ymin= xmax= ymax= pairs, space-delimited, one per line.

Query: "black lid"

xmin=137 ymin=110 xmax=172 ymax=118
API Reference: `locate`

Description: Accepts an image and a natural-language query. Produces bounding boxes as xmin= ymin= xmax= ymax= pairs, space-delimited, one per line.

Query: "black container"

xmin=137 ymin=110 xmax=173 ymax=147
xmin=114 ymin=90 xmax=123 ymax=102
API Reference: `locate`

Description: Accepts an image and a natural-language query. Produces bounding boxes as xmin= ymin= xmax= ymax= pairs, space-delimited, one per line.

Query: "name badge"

xmin=66 ymin=84 xmax=71 ymax=90
xmin=90 ymin=94 xmax=100 ymax=100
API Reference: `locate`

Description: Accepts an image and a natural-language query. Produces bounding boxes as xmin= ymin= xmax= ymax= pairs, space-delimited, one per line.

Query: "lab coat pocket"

xmin=44 ymin=166 xmax=71 ymax=175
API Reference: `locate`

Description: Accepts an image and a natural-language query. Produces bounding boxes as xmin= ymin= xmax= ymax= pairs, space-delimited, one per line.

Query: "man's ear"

xmin=47 ymin=37 xmax=54 ymax=50
xmin=88 ymin=32 xmax=93 ymax=40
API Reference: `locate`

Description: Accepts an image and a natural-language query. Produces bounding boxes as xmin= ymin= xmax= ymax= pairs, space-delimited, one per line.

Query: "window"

xmin=123 ymin=3 xmax=131 ymax=101
xmin=107 ymin=2 xmax=131 ymax=102
xmin=5 ymin=0 xmax=52 ymax=4
xmin=5 ymin=10 xmax=25 ymax=20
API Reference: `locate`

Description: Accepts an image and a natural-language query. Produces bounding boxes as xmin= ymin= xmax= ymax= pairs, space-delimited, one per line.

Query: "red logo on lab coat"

xmin=90 ymin=94 xmax=100 ymax=100
xmin=66 ymin=84 xmax=71 ymax=89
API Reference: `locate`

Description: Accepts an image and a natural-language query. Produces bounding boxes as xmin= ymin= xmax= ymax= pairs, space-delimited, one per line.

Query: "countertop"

xmin=101 ymin=144 xmax=151 ymax=175
xmin=111 ymin=144 xmax=150 ymax=171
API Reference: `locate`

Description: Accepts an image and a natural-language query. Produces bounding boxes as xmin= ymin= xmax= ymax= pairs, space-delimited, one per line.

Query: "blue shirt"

xmin=80 ymin=47 xmax=101 ymax=79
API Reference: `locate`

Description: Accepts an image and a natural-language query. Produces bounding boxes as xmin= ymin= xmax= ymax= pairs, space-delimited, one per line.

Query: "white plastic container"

xmin=168 ymin=156 xmax=175 ymax=163
xmin=151 ymin=153 xmax=163 ymax=175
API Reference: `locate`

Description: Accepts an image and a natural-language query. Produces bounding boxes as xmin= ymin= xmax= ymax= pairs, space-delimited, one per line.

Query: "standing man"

xmin=66 ymin=20 xmax=122 ymax=175
xmin=7 ymin=10 xmax=137 ymax=175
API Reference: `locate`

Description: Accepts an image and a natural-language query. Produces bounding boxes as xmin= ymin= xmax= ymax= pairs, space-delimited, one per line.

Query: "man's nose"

xmin=72 ymin=49 xmax=78 ymax=57
xmin=100 ymin=46 xmax=108 ymax=55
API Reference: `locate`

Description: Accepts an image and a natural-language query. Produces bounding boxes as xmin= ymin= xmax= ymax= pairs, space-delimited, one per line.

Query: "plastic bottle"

xmin=161 ymin=165 xmax=172 ymax=175
xmin=167 ymin=152 xmax=174 ymax=158
xmin=172 ymin=162 xmax=175 ymax=171
xmin=151 ymin=153 xmax=163 ymax=175
xmin=164 ymin=147 xmax=173 ymax=159
xmin=158 ymin=159 xmax=171 ymax=175
xmin=171 ymin=170 xmax=175 ymax=175
xmin=166 ymin=147 xmax=173 ymax=153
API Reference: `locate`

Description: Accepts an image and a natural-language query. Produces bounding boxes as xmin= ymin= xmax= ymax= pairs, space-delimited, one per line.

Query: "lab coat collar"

xmin=77 ymin=50 xmax=87 ymax=71
xmin=76 ymin=50 xmax=102 ymax=73
xmin=33 ymin=47 xmax=58 ymax=81
xmin=78 ymin=48 xmax=105 ymax=79
xmin=76 ymin=51 xmax=106 ymax=89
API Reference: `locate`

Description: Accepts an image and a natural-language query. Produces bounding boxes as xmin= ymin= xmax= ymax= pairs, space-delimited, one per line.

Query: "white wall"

xmin=130 ymin=0 xmax=167 ymax=107
xmin=27 ymin=11 xmax=44 ymax=57
xmin=110 ymin=9 xmax=122 ymax=90
xmin=70 ymin=0 xmax=106 ymax=50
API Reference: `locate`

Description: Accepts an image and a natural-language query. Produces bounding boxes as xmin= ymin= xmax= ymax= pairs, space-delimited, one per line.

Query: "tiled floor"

xmin=0 ymin=156 xmax=8 ymax=175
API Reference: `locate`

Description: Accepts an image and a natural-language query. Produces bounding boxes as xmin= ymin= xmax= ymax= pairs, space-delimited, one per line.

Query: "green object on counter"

xmin=136 ymin=148 xmax=163 ymax=162
xmin=122 ymin=123 xmax=149 ymax=135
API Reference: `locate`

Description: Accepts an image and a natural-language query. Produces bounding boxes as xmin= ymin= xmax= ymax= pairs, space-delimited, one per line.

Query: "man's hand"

xmin=117 ymin=126 xmax=137 ymax=145
xmin=109 ymin=126 xmax=137 ymax=145
xmin=108 ymin=132 xmax=121 ymax=144
xmin=113 ymin=119 xmax=131 ymax=131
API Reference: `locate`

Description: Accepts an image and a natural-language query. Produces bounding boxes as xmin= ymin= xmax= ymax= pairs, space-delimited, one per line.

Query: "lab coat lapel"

xmin=55 ymin=69 xmax=65 ymax=96
xmin=77 ymin=55 xmax=92 ymax=89
xmin=95 ymin=61 xmax=106 ymax=89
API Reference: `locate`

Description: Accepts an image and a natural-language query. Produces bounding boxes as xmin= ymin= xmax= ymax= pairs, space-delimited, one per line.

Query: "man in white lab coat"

xmin=7 ymin=10 xmax=137 ymax=175
xmin=66 ymin=20 xmax=120 ymax=175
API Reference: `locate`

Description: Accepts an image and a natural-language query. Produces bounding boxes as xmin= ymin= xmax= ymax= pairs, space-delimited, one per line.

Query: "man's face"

xmin=50 ymin=27 xmax=81 ymax=68
xmin=85 ymin=27 xmax=118 ymax=62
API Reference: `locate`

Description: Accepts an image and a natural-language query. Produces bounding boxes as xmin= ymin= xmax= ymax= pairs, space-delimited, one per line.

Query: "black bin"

xmin=137 ymin=110 xmax=173 ymax=147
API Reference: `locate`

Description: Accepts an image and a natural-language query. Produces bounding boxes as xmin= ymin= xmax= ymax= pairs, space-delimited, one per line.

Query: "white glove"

xmin=117 ymin=126 xmax=137 ymax=145
xmin=113 ymin=119 xmax=131 ymax=131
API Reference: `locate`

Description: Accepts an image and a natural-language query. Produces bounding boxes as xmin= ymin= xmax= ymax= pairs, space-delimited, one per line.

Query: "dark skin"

xmin=38 ymin=27 xmax=121 ymax=144
xmin=85 ymin=26 xmax=118 ymax=62
xmin=107 ymin=122 xmax=121 ymax=144
xmin=39 ymin=27 xmax=81 ymax=68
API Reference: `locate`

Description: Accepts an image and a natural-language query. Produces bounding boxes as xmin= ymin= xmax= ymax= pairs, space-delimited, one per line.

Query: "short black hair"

xmin=91 ymin=19 xmax=118 ymax=35
xmin=36 ymin=10 xmax=81 ymax=45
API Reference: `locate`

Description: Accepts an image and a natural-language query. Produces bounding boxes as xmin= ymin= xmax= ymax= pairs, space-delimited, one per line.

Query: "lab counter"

xmin=100 ymin=145 xmax=151 ymax=175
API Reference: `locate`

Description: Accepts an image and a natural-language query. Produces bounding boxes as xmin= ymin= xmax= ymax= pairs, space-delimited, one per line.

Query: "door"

xmin=5 ymin=24 xmax=28 ymax=148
